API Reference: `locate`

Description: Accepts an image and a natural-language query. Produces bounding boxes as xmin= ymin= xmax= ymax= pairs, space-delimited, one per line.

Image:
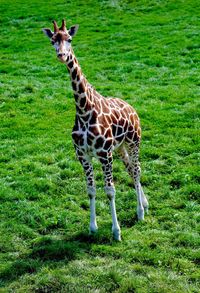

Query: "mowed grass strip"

xmin=0 ymin=0 xmax=199 ymax=292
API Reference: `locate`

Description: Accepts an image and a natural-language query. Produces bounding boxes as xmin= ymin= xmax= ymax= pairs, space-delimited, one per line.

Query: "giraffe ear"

xmin=42 ymin=28 xmax=53 ymax=38
xmin=68 ymin=25 xmax=79 ymax=37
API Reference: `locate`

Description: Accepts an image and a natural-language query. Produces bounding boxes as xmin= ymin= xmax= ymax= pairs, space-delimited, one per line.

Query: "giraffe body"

xmin=43 ymin=20 xmax=149 ymax=240
xmin=72 ymin=94 xmax=140 ymax=158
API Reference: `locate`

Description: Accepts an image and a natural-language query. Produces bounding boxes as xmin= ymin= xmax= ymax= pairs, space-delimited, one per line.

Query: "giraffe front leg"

xmin=78 ymin=154 xmax=98 ymax=234
xmin=88 ymin=186 xmax=98 ymax=234
xmin=100 ymin=153 xmax=121 ymax=241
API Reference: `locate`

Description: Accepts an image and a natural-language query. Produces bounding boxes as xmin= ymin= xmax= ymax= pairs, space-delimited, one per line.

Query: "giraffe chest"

xmin=72 ymin=118 xmax=112 ymax=157
xmin=72 ymin=123 xmax=97 ymax=155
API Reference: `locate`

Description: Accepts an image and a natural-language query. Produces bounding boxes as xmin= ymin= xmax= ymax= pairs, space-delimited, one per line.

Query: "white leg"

xmin=135 ymin=182 xmax=144 ymax=221
xmin=105 ymin=186 xmax=121 ymax=241
xmin=110 ymin=196 xmax=121 ymax=240
xmin=88 ymin=186 xmax=98 ymax=234
xmin=140 ymin=183 xmax=149 ymax=213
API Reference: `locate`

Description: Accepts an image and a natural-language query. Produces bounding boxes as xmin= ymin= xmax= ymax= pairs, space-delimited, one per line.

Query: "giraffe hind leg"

xmin=126 ymin=142 xmax=149 ymax=220
xmin=140 ymin=183 xmax=149 ymax=213
xmin=118 ymin=144 xmax=148 ymax=220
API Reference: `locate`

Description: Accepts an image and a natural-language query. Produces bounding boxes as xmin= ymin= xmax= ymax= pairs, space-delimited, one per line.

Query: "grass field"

xmin=0 ymin=0 xmax=200 ymax=291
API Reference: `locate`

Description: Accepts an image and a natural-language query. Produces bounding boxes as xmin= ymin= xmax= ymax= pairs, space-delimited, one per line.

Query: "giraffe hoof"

xmin=89 ymin=225 xmax=98 ymax=234
xmin=113 ymin=228 xmax=121 ymax=241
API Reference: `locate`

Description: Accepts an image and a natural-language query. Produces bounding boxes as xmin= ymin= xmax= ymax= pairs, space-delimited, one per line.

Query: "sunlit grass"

xmin=0 ymin=0 xmax=199 ymax=291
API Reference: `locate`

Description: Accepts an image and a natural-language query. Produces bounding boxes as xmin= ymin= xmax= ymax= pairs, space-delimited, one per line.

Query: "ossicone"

xmin=60 ymin=19 xmax=67 ymax=32
xmin=52 ymin=20 xmax=59 ymax=33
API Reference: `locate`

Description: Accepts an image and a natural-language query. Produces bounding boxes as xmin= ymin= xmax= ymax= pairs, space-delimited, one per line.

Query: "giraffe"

xmin=43 ymin=20 xmax=149 ymax=241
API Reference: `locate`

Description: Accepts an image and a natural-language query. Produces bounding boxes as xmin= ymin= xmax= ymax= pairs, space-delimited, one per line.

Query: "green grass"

xmin=0 ymin=0 xmax=200 ymax=291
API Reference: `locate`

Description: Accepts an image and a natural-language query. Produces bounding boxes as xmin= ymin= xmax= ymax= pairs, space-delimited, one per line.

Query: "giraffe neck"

xmin=66 ymin=49 xmax=93 ymax=114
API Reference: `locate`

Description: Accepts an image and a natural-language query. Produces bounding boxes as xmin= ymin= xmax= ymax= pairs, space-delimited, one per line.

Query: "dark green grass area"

xmin=0 ymin=0 xmax=200 ymax=291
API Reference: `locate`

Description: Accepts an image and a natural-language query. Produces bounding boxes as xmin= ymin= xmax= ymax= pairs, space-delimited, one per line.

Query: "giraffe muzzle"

xmin=57 ymin=53 xmax=67 ymax=62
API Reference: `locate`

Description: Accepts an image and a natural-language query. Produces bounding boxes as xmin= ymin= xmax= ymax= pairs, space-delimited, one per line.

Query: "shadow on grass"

xmin=0 ymin=231 xmax=113 ymax=285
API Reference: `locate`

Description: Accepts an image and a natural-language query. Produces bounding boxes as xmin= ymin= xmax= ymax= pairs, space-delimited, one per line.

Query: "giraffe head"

xmin=43 ymin=19 xmax=79 ymax=62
